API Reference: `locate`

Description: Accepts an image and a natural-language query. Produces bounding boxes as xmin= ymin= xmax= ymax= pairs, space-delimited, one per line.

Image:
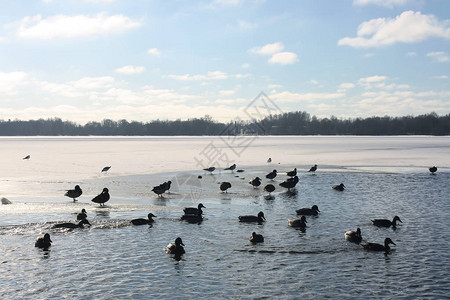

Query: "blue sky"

xmin=0 ymin=0 xmax=449 ymax=124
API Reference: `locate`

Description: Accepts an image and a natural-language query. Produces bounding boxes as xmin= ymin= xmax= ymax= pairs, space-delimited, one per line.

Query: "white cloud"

xmin=433 ymin=75 xmax=449 ymax=79
xmin=338 ymin=11 xmax=450 ymax=48
xmin=406 ymin=51 xmax=417 ymax=57
xmin=359 ymin=75 xmax=388 ymax=85
xmin=115 ymin=65 xmax=146 ymax=75
xmin=166 ymin=70 xmax=242 ymax=81
xmin=309 ymin=79 xmax=319 ymax=85
xmin=353 ymin=0 xmax=411 ymax=8
xmin=241 ymin=63 xmax=250 ymax=69
xmin=427 ymin=51 xmax=450 ymax=63
xmin=147 ymin=48 xmax=161 ymax=56
xmin=250 ymin=42 xmax=284 ymax=55
xmin=219 ymin=89 xmax=236 ymax=96
xmin=14 ymin=13 xmax=142 ymax=39
xmin=339 ymin=83 xmax=355 ymax=90
xmin=271 ymin=91 xmax=345 ymax=103
xmin=70 ymin=76 xmax=115 ymax=89
xmin=0 ymin=71 xmax=29 ymax=95
xmin=268 ymin=52 xmax=298 ymax=65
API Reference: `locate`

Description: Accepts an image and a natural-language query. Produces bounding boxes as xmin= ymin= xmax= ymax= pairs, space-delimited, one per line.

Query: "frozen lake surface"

xmin=1 ymin=136 xmax=449 ymax=299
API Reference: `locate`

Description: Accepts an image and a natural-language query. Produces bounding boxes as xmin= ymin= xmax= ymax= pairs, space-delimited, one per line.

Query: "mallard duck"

xmin=166 ymin=237 xmax=185 ymax=255
xmin=296 ymin=205 xmax=320 ymax=216
xmin=288 ymin=216 xmax=307 ymax=228
xmin=184 ymin=203 xmax=205 ymax=215
xmin=53 ymin=219 xmax=91 ymax=229
xmin=372 ymin=216 xmax=402 ymax=228
xmin=224 ymin=164 xmax=236 ymax=172
xmin=363 ymin=238 xmax=396 ymax=253
xmin=308 ymin=164 xmax=317 ymax=173
xmin=203 ymin=167 xmax=215 ymax=174
xmin=332 ymin=183 xmax=345 ymax=191
xmin=429 ymin=166 xmax=437 ymax=174
xmin=264 ymin=184 xmax=275 ymax=195
xmin=279 ymin=176 xmax=299 ymax=192
xmin=91 ymin=188 xmax=110 ymax=206
xmin=265 ymin=169 xmax=277 ymax=180
xmin=35 ymin=233 xmax=52 ymax=249
xmin=345 ymin=228 xmax=362 ymax=244
xmin=249 ymin=177 xmax=262 ymax=188
xmin=239 ymin=211 xmax=265 ymax=223
xmin=220 ymin=182 xmax=232 ymax=193
xmin=77 ymin=208 xmax=87 ymax=220
xmin=249 ymin=232 xmax=264 ymax=243
xmin=65 ymin=185 xmax=82 ymax=202
xmin=131 ymin=213 xmax=156 ymax=225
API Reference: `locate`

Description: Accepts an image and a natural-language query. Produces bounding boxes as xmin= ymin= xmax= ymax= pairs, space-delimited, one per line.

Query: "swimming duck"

xmin=166 ymin=237 xmax=185 ymax=255
xmin=220 ymin=182 xmax=232 ymax=193
xmin=239 ymin=211 xmax=265 ymax=223
xmin=332 ymin=183 xmax=345 ymax=191
xmin=249 ymin=232 xmax=264 ymax=243
xmin=264 ymin=184 xmax=275 ymax=195
xmin=279 ymin=176 xmax=299 ymax=192
xmin=288 ymin=216 xmax=307 ymax=228
xmin=184 ymin=203 xmax=205 ymax=216
xmin=101 ymin=166 xmax=111 ymax=173
xmin=429 ymin=166 xmax=437 ymax=174
xmin=363 ymin=238 xmax=396 ymax=253
xmin=372 ymin=216 xmax=402 ymax=228
xmin=296 ymin=205 xmax=320 ymax=216
xmin=35 ymin=233 xmax=52 ymax=249
xmin=204 ymin=167 xmax=216 ymax=174
xmin=308 ymin=164 xmax=317 ymax=173
xmin=249 ymin=177 xmax=262 ymax=188
xmin=65 ymin=185 xmax=82 ymax=202
xmin=286 ymin=168 xmax=297 ymax=177
xmin=77 ymin=208 xmax=87 ymax=220
xmin=345 ymin=228 xmax=362 ymax=244
xmin=91 ymin=188 xmax=110 ymax=206
xmin=265 ymin=169 xmax=277 ymax=180
xmin=53 ymin=218 xmax=91 ymax=229
xmin=131 ymin=213 xmax=156 ymax=225
xmin=224 ymin=164 xmax=236 ymax=172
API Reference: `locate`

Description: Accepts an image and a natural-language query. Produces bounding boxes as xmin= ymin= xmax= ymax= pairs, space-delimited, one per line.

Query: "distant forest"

xmin=0 ymin=111 xmax=449 ymax=136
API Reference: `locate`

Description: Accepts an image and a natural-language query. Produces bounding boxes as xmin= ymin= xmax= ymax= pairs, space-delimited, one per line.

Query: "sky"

xmin=0 ymin=0 xmax=449 ymax=124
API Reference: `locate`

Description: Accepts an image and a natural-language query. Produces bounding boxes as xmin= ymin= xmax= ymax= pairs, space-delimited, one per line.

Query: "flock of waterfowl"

xmin=33 ymin=163 xmax=440 ymax=258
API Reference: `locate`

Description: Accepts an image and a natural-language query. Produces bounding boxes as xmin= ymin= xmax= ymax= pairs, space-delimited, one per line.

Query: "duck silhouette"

xmin=131 ymin=213 xmax=156 ymax=225
xmin=286 ymin=168 xmax=297 ymax=177
xmin=91 ymin=188 xmax=110 ymax=206
xmin=332 ymin=183 xmax=345 ymax=191
xmin=429 ymin=166 xmax=437 ymax=174
xmin=77 ymin=208 xmax=87 ymax=220
xmin=166 ymin=237 xmax=185 ymax=255
xmin=279 ymin=176 xmax=299 ymax=192
xmin=288 ymin=216 xmax=307 ymax=228
xmin=23 ymin=155 xmax=30 ymax=160
xmin=220 ymin=182 xmax=232 ymax=193
xmin=53 ymin=219 xmax=91 ymax=229
xmin=264 ymin=184 xmax=275 ymax=195
xmin=239 ymin=211 xmax=265 ymax=223
xmin=296 ymin=205 xmax=320 ymax=216
xmin=345 ymin=228 xmax=362 ymax=244
xmin=249 ymin=177 xmax=262 ymax=188
xmin=35 ymin=233 xmax=52 ymax=249
xmin=203 ymin=167 xmax=215 ymax=174
xmin=184 ymin=203 xmax=205 ymax=216
xmin=65 ymin=185 xmax=82 ymax=202
xmin=101 ymin=166 xmax=111 ymax=173
xmin=249 ymin=232 xmax=264 ymax=243
xmin=308 ymin=164 xmax=317 ymax=173
xmin=372 ymin=216 xmax=402 ymax=228
xmin=363 ymin=238 xmax=396 ymax=253
xmin=265 ymin=169 xmax=277 ymax=180
xmin=224 ymin=164 xmax=236 ymax=172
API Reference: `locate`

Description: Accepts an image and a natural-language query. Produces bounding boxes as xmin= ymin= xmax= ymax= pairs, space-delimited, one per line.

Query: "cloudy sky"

xmin=0 ymin=0 xmax=449 ymax=124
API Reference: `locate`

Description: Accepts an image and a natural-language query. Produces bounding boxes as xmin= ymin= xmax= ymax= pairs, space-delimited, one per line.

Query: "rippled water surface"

xmin=1 ymin=136 xmax=450 ymax=299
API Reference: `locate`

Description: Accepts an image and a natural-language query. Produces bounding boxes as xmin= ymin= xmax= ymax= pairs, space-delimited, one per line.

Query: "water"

xmin=1 ymin=136 xmax=450 ymax=299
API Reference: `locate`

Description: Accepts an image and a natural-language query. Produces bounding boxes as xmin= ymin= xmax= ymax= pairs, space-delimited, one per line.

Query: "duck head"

xmin=258 ymin=211 xmax=265 ymax=220
xmin=175 ymin=237 xmax=184 ymax=246
xmin=148 ymin=213 xmax=157 ymax=219
xmin=393 ymin=216 xmax=402 ymax=223
xmin=44 ymin=233 xmax=52 ymax=243
xmin=312 ymin=205 xmax=320 ymax=212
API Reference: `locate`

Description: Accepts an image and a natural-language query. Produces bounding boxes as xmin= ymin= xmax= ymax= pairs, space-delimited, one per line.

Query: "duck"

xmin=308 ymin=164 xmax=317 ymax=173
xmin=224 ymin=164 xmax=236 ymax=172
xmin=264 ymin=184 xmax=275 ymax=195
xmin=77 ymin=208 xmax=87 ymax=220
xmin=345 ymin=228 xmax=362 ymax=244
xmin=152 ymin=185 xmax=166 ymax=197
xmin=296 ymin=205 xmax=320 ymax=216
xmin=166 ymin=237 xmax=185 ymax=255
xmin=249 ymin=232 xmax=264 ymax=243
xmin=239 ymin=211 xmax=265 ymax=223
xmin=101 ymin=166 xmax=111 ymax=173
xmin=53 ymin=218 xmax=91 ymax=229
xmin=184 ymin=203 xmax=205 ymax=216
xmin=267 ymin=158 xmax=272 ymax=163
xmin=131 ymin=213 xmax=156 ymax=225
xmin=220 ymin=182 xmax=232 ymax=193
xmin=64 ymin=185 xmax=82 ymax=202
xmin=91 ymin=188 xmax=110 ymax=206
xmin=286 ymin=168 xmax=297 ymax=177
xmin=279 ymin=176 xmax=299 ymax=192
xmin=288 ymin=216 xmax=307 ymax=228
xmin=23 ymin=155 xmax=30 ymax=160
xmin=265 ymin=169 xmax=277 ymax=180
xmin=429 ymin=166 xmax=437 ymax=174
xmin=203 ymin=167 xmax=215 ymax=174
xmin=35 ymin=233 xmax=52 ymax=249
xmin=363 ymin=238 xmax=396 ymax=253
xmin=332 ymin=183 xmax=345 ymax=191
xmin=372 ymin=216 xmax=402 ymax=228
xmin=249 ymin=177 xmax=262 ymax=188
xmin=181 ymin=214 xmax=203 ymax=223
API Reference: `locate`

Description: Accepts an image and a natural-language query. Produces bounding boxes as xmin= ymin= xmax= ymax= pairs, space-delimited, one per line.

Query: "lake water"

xmin=1 ymin=136 xmax=449 ymax=299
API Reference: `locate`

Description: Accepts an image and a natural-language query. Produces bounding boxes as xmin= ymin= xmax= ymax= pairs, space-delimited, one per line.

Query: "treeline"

xmin=0 ymin=112 xmax=449 ymax=136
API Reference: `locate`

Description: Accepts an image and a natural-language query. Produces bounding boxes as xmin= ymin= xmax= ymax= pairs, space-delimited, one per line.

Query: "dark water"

xmin=1 ymin=171 xmax=450 ymax=299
